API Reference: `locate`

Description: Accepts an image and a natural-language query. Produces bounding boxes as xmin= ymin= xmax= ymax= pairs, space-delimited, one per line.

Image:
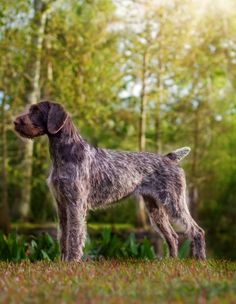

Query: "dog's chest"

xmin=47 ymin=169 xmax=59 ymax=201
xmin=47 ymin=166 xmax=87 ymax=203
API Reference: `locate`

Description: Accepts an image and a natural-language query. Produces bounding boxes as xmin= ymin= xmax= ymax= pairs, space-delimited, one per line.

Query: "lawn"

xmin=0 ymin=259 xmax=235 ymax=304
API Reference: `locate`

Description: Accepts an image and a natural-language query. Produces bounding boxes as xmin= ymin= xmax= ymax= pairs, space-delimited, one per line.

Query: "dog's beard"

xmin=14 ymin=124 xmax=46 ymax=139
xmin=14 ymin=127 xmax=34 ymax=139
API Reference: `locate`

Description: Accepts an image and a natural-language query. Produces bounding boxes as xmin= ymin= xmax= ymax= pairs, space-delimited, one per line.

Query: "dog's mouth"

xmin=14 ymin=125 xmax=45 ymax=139
xmin=14 ymin=126 xmax=34 ymax=139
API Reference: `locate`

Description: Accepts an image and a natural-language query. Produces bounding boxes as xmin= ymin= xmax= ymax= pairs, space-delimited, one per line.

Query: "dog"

xmin=14 ymin=101 xmax=206 ymax=261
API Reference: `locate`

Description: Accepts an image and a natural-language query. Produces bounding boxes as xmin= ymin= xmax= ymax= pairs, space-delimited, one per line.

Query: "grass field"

xmin=0 ymin=260 xmax=235 ymax=304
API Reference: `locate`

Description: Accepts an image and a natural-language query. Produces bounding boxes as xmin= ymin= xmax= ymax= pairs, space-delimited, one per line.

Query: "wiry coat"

xmin=14 ymin=101 xmax=206 ymax=261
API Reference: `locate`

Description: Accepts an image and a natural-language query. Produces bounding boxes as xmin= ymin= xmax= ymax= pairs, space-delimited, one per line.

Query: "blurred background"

xmin=0 ymin=0 xmax=236 ymax=260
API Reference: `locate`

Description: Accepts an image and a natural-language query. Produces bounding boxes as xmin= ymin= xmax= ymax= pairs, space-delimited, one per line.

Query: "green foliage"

xmin=202 ymin=172 xmax=236 ymax=260
xmin=178 ymin=240 xmax=191 ymax=259
xmin=1 ymin=0 xmax=236 ymax=260
xmin=85 ymin=228 xmax=156 ymax=260
xmin=27 ymin=233 xmax=59 ymax=262
xmin=0 ymin=229 xmax=156 ymax=262
xmin=88 ymin=198 xmax=136 ymax=225
xmin=0 ymin=232 xmax=59 ymax=262
xmin=0 ymin=232 xmax=26 ymax=262
xmin=86 ymin=229 xmax=191 ymax=260
xmin=30 ymin=138 xmax=56 ymax=222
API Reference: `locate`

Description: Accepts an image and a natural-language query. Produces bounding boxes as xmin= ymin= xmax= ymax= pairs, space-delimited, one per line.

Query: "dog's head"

xmin=13 ymin=101 xmax=68 ymax=139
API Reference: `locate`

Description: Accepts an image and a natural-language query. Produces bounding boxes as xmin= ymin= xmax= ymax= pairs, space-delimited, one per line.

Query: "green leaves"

xmin=126 ymin=233 xmax=138 ymax=257
xmin=0 ymin=232 xmax=26 ymax=262
xmin=139 ymin=237 xmax=156 ymax=260
xmin=0 ymin=230 xmax=197 ymax=261
xmin=178 ymin=240 xmax=191 ymax=259
xmin=27 ymin=233 xmax=59 ymax=262
xmin=0 ymin=232 xmax=59 ymax=262
xmin=84 ymin=228 xmax=156 ymax=260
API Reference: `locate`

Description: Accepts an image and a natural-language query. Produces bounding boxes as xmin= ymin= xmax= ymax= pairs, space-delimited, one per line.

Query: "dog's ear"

xmin=47 ymin=103 xmax=68 ymax=134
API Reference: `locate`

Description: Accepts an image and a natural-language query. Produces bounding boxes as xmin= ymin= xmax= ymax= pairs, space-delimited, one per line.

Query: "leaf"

xmin=101 ymin=228 xmax=111 ymax=245
xmin=140 ymin=238 xmax=156 ymax=260
xmin=126 ymin=233 xmax=138 ymax=257
xmin=178 ymin=240 xmax=191 ymax=259
xmin=41 ymin=250 xmax=51 ymax=261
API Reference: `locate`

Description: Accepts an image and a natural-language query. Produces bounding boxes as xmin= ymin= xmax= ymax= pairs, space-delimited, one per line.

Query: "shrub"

xmin=84 ymin=228 xmax=156 ymax=260
xmin=0 ymin=229 xmax=190 ymax=261
xmin=0 ymin=232 xmax=59 ymax=262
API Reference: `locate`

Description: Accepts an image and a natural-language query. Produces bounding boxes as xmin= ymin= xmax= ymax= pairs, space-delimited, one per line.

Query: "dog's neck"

xmin=48 ymin=116 xmax=91 ymax=166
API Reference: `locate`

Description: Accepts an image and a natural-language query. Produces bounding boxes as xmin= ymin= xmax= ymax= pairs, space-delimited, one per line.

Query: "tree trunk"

xmin=136 ymin=50 xmax=149 ymax=228
xmin=42 ymin=21 xmax=53 ymax=99
xmin=19 ymin=0 xmax=51 ymax=219
xmin=139 ymin=51 xmax=148 ymax=153
xmin=190 ymin=77 xmax=211 ymax=220
xmin=155 ymin=18 xmax=164 ymax=155
xmin=189 ymin=185 xmax=198 ymax=220
xmin=0 ymin=95 xmax=10 ymax=234
xmin=189 ymin=107 xmax=199 ymax=219
xmin=155 ymin=69 xmax=163 ymax=154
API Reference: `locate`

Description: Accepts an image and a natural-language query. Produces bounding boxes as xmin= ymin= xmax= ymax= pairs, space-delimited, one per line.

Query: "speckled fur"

xmin=14 ymin=101 xmax=206 ymax=261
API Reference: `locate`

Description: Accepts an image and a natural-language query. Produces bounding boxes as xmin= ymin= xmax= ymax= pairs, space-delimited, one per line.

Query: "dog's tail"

xmin=165 ymin=147 xmax=191 ymax=162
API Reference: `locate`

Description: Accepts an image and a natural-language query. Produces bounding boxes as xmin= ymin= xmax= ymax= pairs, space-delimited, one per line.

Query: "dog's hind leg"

xmin=159 ymin=191 xmax=206 ymax=260
xmin=172 ymin=211 xmax=205 ymax=260
xmin=144 ymin=196 xmax=178 ymax=258
xmin=174 ymin=212 xmax=206 ymax=260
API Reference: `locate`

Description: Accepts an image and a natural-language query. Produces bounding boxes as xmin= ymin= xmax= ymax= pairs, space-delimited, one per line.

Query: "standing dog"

xmin=14 ymin=101 xmax=206 ymax=261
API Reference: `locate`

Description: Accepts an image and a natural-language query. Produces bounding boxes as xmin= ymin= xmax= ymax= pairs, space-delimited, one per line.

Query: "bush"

xmin=84 ymin=228 xmax=156 ymax=260
xmin=0 ymin=229 xmax=190 ymax=262
xmin=0 ymin=232 xmax=59 ymax=262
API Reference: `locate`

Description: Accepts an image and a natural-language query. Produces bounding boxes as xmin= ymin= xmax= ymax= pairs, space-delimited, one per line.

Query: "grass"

xmin=0 ymin=259 xmax=235 ymax=303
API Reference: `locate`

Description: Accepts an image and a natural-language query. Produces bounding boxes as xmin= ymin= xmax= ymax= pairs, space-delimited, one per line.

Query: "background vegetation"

xmin=1 ymin=0 xmax=236 ymax=260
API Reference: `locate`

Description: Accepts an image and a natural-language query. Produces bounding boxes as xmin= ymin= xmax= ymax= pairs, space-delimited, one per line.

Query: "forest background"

xmin=1 ymin=0 xmax=236 ymax=260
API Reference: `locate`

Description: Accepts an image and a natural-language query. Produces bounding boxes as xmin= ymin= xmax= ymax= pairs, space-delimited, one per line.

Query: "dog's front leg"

xmin=57 ymin=201 xmax=68 ymax=261
xmin=66 ymin=201 xmax=87 ymax=262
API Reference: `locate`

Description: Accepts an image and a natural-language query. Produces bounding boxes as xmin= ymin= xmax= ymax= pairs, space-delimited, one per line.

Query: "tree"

xmin=0 ymin=93 xmax=10 ymax=233
xmin=19 ymin=0 xmax=54 ymax=219
xmin=0 ymin=0 xmax=30 ymax=229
